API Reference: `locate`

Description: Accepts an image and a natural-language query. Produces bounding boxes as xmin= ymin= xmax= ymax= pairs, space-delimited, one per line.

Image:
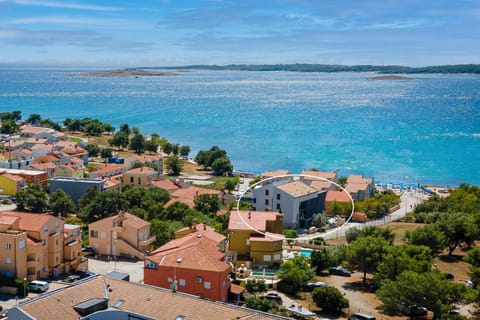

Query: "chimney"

xmin=203 ymin=223 xmax=206 ymax=231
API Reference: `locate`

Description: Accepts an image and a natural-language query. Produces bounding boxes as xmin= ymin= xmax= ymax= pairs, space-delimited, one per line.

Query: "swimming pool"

xmin=300 ymin=248 xmax=313 ymax=258
xmin=252 ymin=271 xmax=277 ymax=277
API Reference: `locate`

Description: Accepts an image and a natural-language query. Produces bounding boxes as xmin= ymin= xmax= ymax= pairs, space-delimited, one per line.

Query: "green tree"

xmin=312 ymin=286 xmax=349 ymax=312
xmin=464 ymin=247 xmax=480 ymax=288
xmin=374 ymin=245 xmax=432 ymax=283
xmin=347 ymin=235 xmax=390 ymax=283
xmin=129 ymin=129 xmax=145 ymax=154
xmin=277 ymin=256 xmax=315 ymax=296
xmin=15 ymin=183 xmax=49 ymax=213
xmin=346 ymin=226 xmax=395 ymax=245
xmin=0 ymin=111 xmax=21 ymax=121
xmin=100 ymin=148 xmax=113 ymax=159
xmin=162 ymin=142 xmax=173 ymax=155
xmin=103 ymin=122 xmax=115 ymax=134
xmin=50 ymin=189 xmax=76 ymax=217
xmin=0 ymin=119 xmax=19 ymax=134
xmin=85 ymin=144 xmax=100 ymax=160
xmin=165 ymin=156 xmax=183 ymax=176
xmin=150 ymin=218 xmax=181 ymax=247
xmin=242 ymin=279 xmax=268 ymax=295
xmin=109 ymin=131 xmax=129 ymax=150
xmin=26 ymin=113 xmax=41 ymax=125
xmin=436 ymin=211 xmax=480 ymax=255
xmin=171 ymin=143 xmax=180 ymax=156
xmin=224 ymin=178 xmax=237 ymax=193
xmin=78 ymin=191 xmax=128 ymax=223
xmin=179 ymin=145 xmax=190 ymax=158
xmin=310 ymin=248 xmax=335 ymax=275
xmin=405 ymin=224 xmax=446 ymax=256
xmin=194 ymin=150 xmax=210 ymax=169
xmin=377 ymin=270 xmax=466 ymax=318
xmin=243 ymin=296 xmax=277 ymax=313
xmin=145 ymin=139 xmax=159 ymax=154
xmin=194 ymin=194 xmax=220 ymax=214
xmin=161 ymin=201 xmax=194 ymax=222
xmin=211 ymin=156 xmax=233 ymax=176
xmin=338 ymin=176 xmax=347 ymax=188
xmin=82 ymin=119 xmax=104 ymax=136
xmin=64 ymin=118 xmax=82 ymax=132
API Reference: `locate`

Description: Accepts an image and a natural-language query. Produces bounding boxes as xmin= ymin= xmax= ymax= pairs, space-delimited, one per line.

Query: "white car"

xmin=28 ymin=280 xmax=49 ymax=293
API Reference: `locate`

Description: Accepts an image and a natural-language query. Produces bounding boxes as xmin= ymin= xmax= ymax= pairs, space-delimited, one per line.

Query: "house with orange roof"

xmin=325 ymin=190 xmax=353 ymax=215
xmin=23 ymin=137 xmax=48 ymax=149
xmin=103 ymin=176 xmax=122 ymax=192
xmin=20 ymin=126 xmax=52 ymax=138
xmin=301 ymin=169 xmax=338 ymax=191
xmin=54 ymin=163 xmax=84 ymax=179
xmin=228 ymin=210 xmax=284 ymax=269
xmin=31 ymin=143 xmax=54 ymax=158
xmin=29 ymin=162 xmax=57 ymax=177
xmin=174 ymin=222 xmax=227 ymax=250
xmin=144 ymin=225 xmax=231 ymax=302
xmin=124 ymin=154 xmax=164 ymax=173
xmin=151 ymin=178 xmax=180 ymax=193
xmin=8 ymin=275 xmax=286 ymax=320
xmin=0 ymin=168 xmax=48 ymax=186
xmin=89 ymin=164 xmax=126 ymax=179
xmin=122 ymin=166 xmax=158 ymax=187
xmin=0 ymin=211 xmax=87 ymax=280
xmin=0 ymin=150 xmax=35 ymax=170
xmin=346 ymin=175 xmax=375 ymax=200
xmin=253 ymin=179 xmax=326 ymax=229
xmin=262 ymin=169 xmax=291 ymax=181
xmin=59 ymin=145 xmax=89 ymax=164
xmin=165 ymin=185 xmax=221 ymax=208
xmin=0 ymin=173 xmax=26 ymax=195
xmin=88 ymin=211 xmax=155 ymax=260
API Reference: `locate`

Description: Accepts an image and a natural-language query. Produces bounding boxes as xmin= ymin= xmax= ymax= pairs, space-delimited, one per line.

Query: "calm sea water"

xmin=1 ymin=68 xmax=479 ymax=186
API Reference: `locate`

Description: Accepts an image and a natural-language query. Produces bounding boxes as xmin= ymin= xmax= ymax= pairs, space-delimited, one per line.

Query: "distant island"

xmin=368 ymin=75 xmax=416 ymax=80
xmin=147 ymin=63 xmax=480 ymax=74
xmin=70 ymin=69 xmax=178 ymax=77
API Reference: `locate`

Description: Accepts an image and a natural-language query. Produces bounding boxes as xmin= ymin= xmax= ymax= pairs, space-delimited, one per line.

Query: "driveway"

xmin=86 ymin=256 xmax=145 ymax=283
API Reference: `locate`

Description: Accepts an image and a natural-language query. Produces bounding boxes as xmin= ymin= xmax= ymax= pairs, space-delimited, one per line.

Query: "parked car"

xmin=399 ymin=302 xmax=428 ymax=317
xmin=264 ymin=293 xmax=282 ymax=305
xmin=305 ymin=281 xmax=328 ymax=291
xmin=28 ymin=280 xmax=49 ymax=293
xmin=328 ymin=266 xmax=352 ymax=277
xmin=74 ymin=269 xmax=96 ymax=279
xmin=81 ymin=246 xmax=95 ymax=256
xmin=64 ymin=275 xmax=81 ymax=283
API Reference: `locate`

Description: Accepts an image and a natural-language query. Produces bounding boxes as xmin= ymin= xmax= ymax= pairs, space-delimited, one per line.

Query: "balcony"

xmin=112 ymin=226 xmax=124 ymax=233
xmin=139 ymin=236 xmax=156 ymax=247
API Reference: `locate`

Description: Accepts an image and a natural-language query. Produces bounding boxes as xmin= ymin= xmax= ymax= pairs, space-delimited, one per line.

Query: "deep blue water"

xmin=1 ymin=68 xmax=479 ymax=186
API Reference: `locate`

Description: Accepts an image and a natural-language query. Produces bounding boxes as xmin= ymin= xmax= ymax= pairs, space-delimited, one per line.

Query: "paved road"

xmin=87 ymin=256 xmax=145 ymax=283
xmin=299 ymin=189 xmax=428 ymax=241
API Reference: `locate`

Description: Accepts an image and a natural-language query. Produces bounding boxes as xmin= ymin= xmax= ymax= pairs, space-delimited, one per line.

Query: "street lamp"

xmin=24 ymin=277 xmax=27 ymax=297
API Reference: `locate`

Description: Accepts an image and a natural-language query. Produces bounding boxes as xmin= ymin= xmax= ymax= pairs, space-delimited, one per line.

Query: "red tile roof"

xmin=228 ymin=210 xmax=282 ymax=232
xmin=175 ymin=223 xmax=226 ymax=244
xmin=151 ymin=179 xmax=180 ymax=192
xmin=166 ymin=186 xmax=220 ymax=208
xmin=325 ymin=190 xmax=352 ymax=203
xmin=263 ymin=169 xmax=291 ymax=179
xmin=126 ymin=166 xmax=157 ymax=175
xmin=0 ymin=211 xmax=58 ymax=232
xmin=301 ymin=169 xmax=337 ymax=181
xmin=1 ymin=173 xmax=25 ymax=182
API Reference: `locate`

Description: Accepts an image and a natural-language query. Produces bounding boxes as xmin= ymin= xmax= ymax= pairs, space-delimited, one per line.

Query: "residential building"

xmin=346 ymin=175 xmax=375 ymax=200
xmin=253 ymin=179 xmax=326 ymax=229
xmin=88 ymin=164 xmax=126 ymax=179
xmin=122 ymin=166 xmax=157 ymax=187
xmin=0 ymin=211 xmax=87 ymax=280
xmin=262 ymin=169 xmax=291 ymax=181
xmin=124 ymin=154 xmax=164 ymax=174
xmin=8 ymin=275 xmax=287 ymax=320
xmin=0 ymin=173 xmax=26 ymax=195
xmin=301 ymin=169 xmax=338 ymax=191
xmin=151 ymin=178 xmax=180 ymax=193
xmin=88 ymin=211 xmax=155 ymax=260
xmin=325 ymin=190 xmax=352 ymax=214
xmin=49 ymin=177 xmax=104 ymax=205
xmin=165 ymin=185 xmax=221 ymax=208
xmin=54 ymin=164 xmax=84 ymax=179
xmin=103 ymin=176 xmax=122 ymax=192
xmin=0 ymin=168 xmax=48 ymax=187
xmin=144 ymin=225 xmax=231 ymax=302
xmin=228 ymin=210 xmax=284 ymax=269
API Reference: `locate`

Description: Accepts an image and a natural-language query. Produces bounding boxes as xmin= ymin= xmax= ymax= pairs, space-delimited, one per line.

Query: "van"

xmin=349 ymin=313 xmax=376 ymax=320
xmin=28 ymin=280 xmax=49 ymax=293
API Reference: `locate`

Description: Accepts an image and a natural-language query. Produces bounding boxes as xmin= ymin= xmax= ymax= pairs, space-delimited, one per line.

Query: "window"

xmin=274 ymin=254 xmax=281 ymax=261
xmin=138 ymin=177 xmax=141 ymax=185
xmin=5 ymin=243 xmax=11 ymax=250
xmin=179 ymin=279 xmax=186 ymax=286
xmin=100 ymin=232 xmax=106 ymax=239
xmin=276 ymin=203 xmax=280 ymax=210
xmin=56 ymin=256 xmax=59 ymax=263
xmin=55 ymin=221 xmax=59 ymax=228
xmin=253 ymin=198 xmax=256 ymax=204
xmin=6 ymin=257 xmax=12 ymax=264
xmin=195 ymin=276 xmax=203 ymax=283
xmin=277 ymin=193 xmax=280 ymax=200
xmin=90 ymin=230 xmax=98 ymax=238
xmin=130 ymin=176 xmax=134 ymax=183
xmin=43 ymin=225 xmax=48 ymax=232
xmin=19 ymin=240 xmax=25 ymax=249
xmin=265 ymin=199 xmax=269 ymax=205
xmin=145 ymin=260 xmax=157 ymax=269
xmin=55 ymin=239 xmax=59 ymax=245
xmin=204 ymin=281 xmax=211 ymax=289
xmin=264 ymin=255 xmax=271 ymax=262
xmin=138 ymin=232 xmax=143 ymax=241
xmin=265 ymin=189 xmax=269 ymax=196
xmin=168 ymin=277 xmax=173 ymax=283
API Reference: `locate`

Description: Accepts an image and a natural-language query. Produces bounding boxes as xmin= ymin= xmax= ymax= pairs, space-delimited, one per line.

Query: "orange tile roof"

xmin=92 ymin=164 xmax=126 ymax=175
xmin=166 ymin=186 xmax=220 ymax=208
xmin=25 ymin=138 xmax=48 ymax=144
xmin=21 ymin=126 xmax=49 ymax=135
xmin=175 ymin=224 xmax=226 ymax=244
xmin=309 ymin=180 xmax=333 ymax=191
xmin=0 ymin=211 xmax=57 ymax=232
xmin=16 ymin=276 xmax=284 ymax=320
xmin=301 ymin=169 xmax=337 ymax=181
xmin=276 ymin=181 xmax=318 ymax=198
xmin=347 ymin=175 xmax=373 ymax=184
xmin=228 ymin=210 xmax=281 ymax=232
xmin=31 ymin=144 xmax=52 ymax=151
xmin=1 ymin=173 xmax=25 ymax=182
xmin=325 ymin=190 xmax=352 ymax=203
xmin=103 ymin=177 xmax=122 ymax=189
xmin=150 ymin=235 xmax=230 ymax=272
xmin=263 ymin=169 xmax=291 ymax=179
xmin=126 ymin=166 xmax=157 ymax=175
xmin=88 ymin=211 xmax=149 ymax=229
xmin=0 ymin=215 xmax=20 ymax=225
xmin=34 ymin=155 xmax=59 ymax=163
xmin=151 ymin=179 xmax=180 ymax=192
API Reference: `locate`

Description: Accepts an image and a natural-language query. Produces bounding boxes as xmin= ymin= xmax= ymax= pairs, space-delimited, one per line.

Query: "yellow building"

xmin=0 ymin=211 xmax=87 ymax=281
xmin=228 ymin=210 xmax=284 ymax=269
xmin=88 ymin=211 xmax=155 ymax=260
xmin=122 ymin=167 xmax=157 ymax=187
xmin=0 ymin=173 xmax=26 ymax=195
xmin=54 ymin=164 xmax=84 ymax=179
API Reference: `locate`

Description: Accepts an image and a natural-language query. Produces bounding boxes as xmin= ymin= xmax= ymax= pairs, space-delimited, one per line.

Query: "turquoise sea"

xmin=0 ymin=68 xmax=479 ymax=186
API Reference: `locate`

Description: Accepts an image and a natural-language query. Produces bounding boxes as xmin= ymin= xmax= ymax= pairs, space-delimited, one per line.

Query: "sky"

xmin=0 ymin=0 xmax=479 ymax=67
